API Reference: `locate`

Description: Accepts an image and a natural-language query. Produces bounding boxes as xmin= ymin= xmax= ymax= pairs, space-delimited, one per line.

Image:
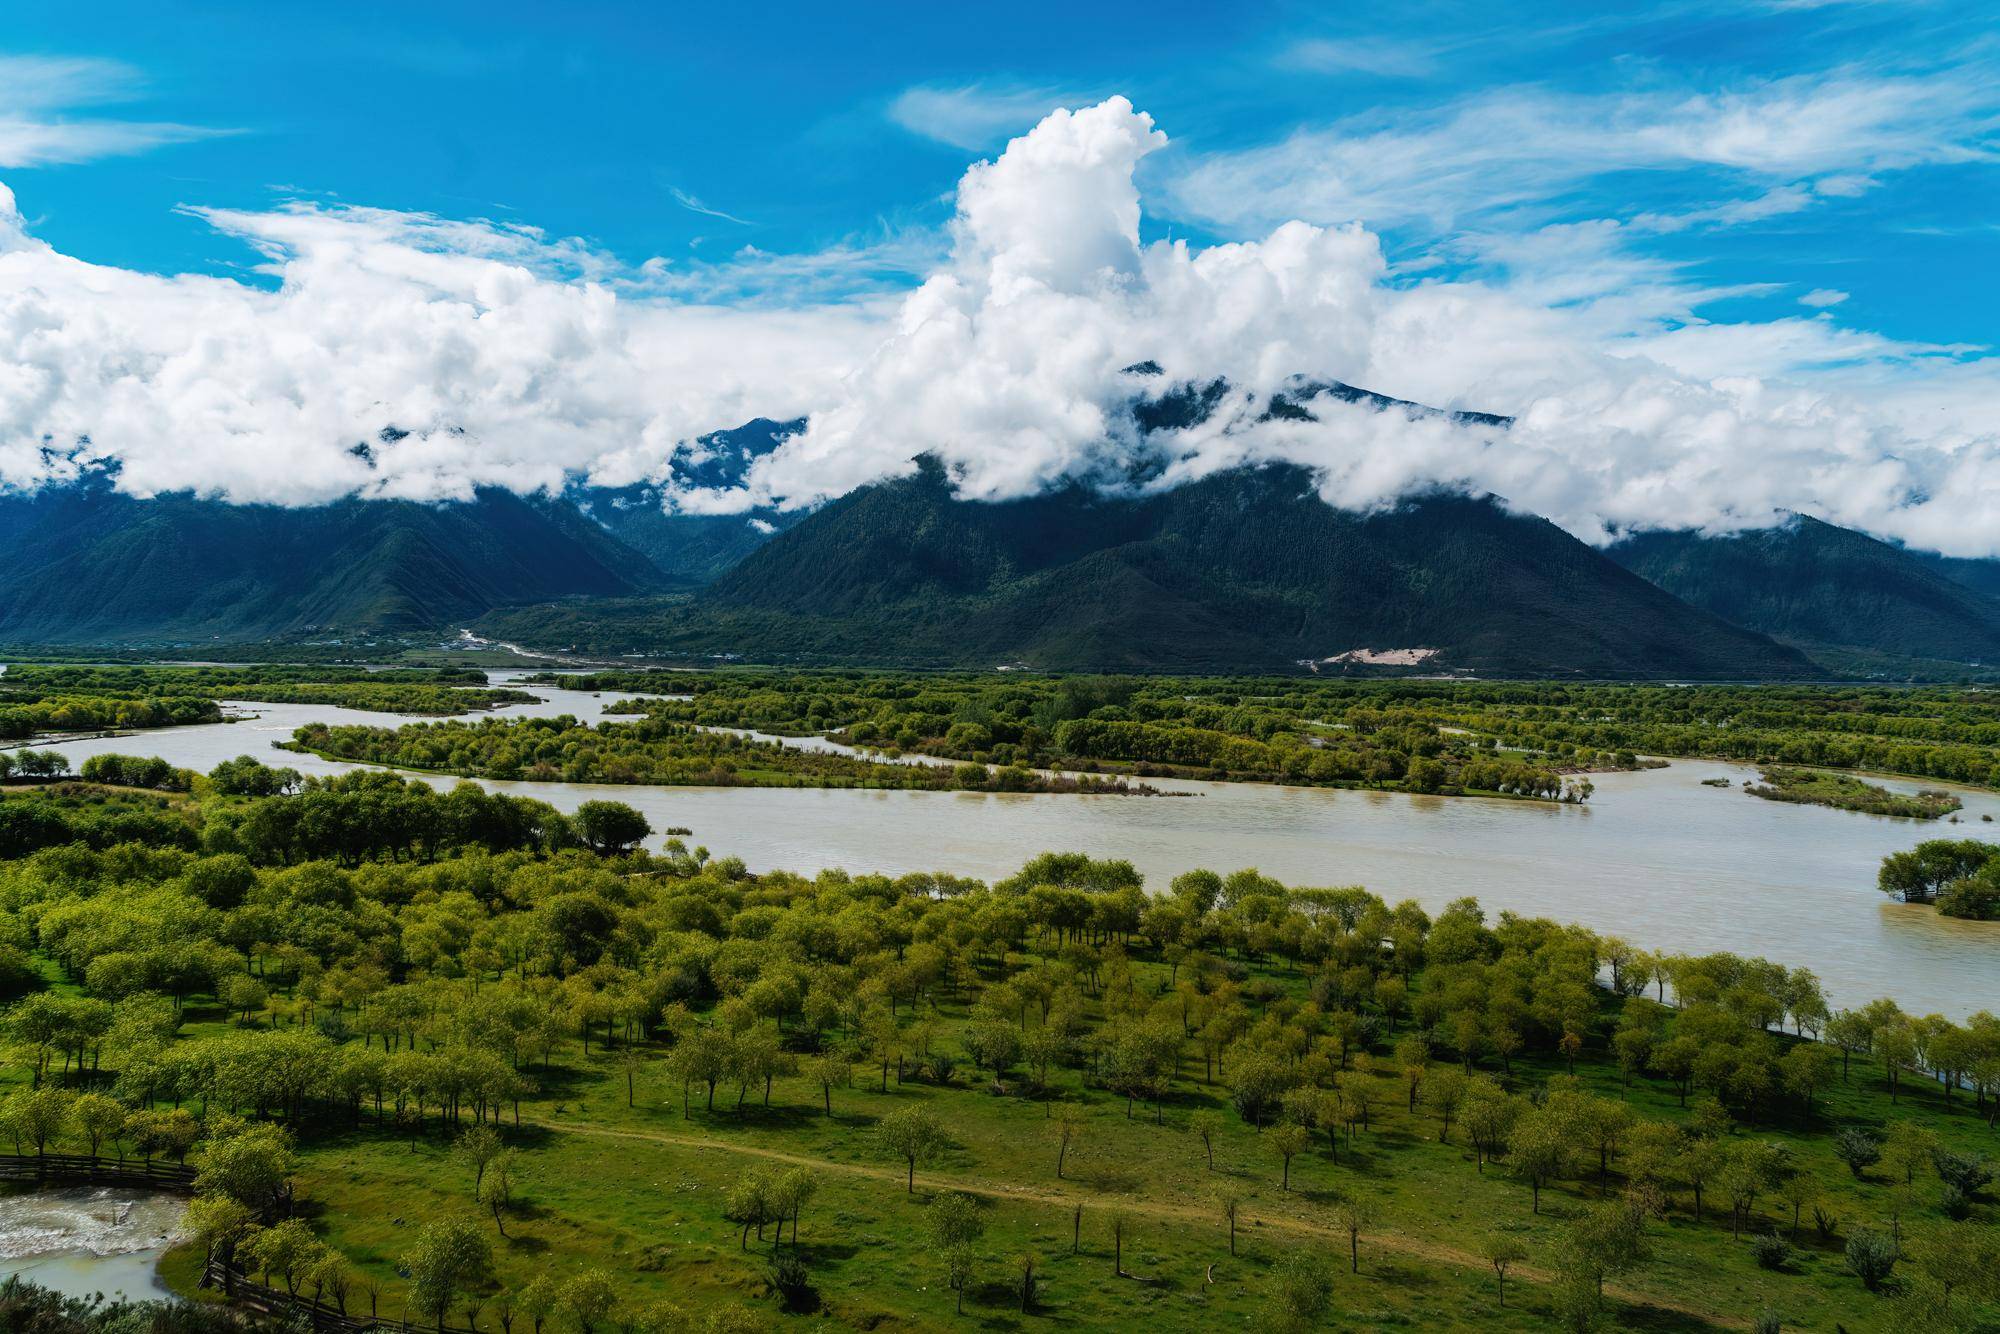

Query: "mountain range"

xmin=4 ymin=375 xmax=1997 ymax=677
xmin=657 ymin=456 xmax=1814 ymax=676
xmin=1607 ymin=516 xmax=2000 ymax=672
xmin=0 ymin=478 xmax=663 ymax=644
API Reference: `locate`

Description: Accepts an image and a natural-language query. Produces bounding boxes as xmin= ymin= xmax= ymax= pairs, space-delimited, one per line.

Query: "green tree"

xmin=191 ymin=1121 xmax=296 ymax=1213
xmin=1189 ymin=1109 xmax=1223 ymax=1169
xmin=68 ymin=1092 xmax=125 ymax=1158
xmin=403 ymin=1217 xmax=493 ymax=1334
xmin=877 ymin=1106 xmax=947 ymax=1193
xmin=1272 ymin=1121 xmax=1310 ymax=1191
xmin=1333 ymin=1195 xmax=1375 ymax=1273
xmin=456 ymin=1124 xmax=504 ymax=1198
xmin=1481 ymin=1234 xmax=1528 ymax=1308
xmin=573 ymin=801 xmax=651 ymax=855
xmin=1846 ymin=1229 xmax=1897 ymax=1291
xmin=926 ymin=1193 xmax=984 ymax=1315
xmin=1510 ymin=1103 xmax=1573 ymax=1213
xmin=483 ymin=1150 xmax=519 ymax=1237
xmin=560 ymin=1268 xmax=617 ymax=1333
xmin=241 ymin=1218 xmax=322 ymax=1296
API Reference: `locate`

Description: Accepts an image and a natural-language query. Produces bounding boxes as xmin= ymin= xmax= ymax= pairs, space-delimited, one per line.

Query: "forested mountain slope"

xmin=1607 ymin=516 xmax=2000 ymax=667
xmin=0 ymin=480 xmax=665 ymax=643
xmin=681 ymin=458 xmax=1814 ymax=676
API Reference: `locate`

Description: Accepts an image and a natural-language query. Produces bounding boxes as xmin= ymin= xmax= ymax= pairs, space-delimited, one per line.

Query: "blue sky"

xmin=5 ymin=0 xmax=1994 ymax=342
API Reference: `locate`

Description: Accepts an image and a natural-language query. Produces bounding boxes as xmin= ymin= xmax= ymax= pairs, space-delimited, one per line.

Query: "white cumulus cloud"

xmin=2 ymin=95 xmax=1999 ymax=558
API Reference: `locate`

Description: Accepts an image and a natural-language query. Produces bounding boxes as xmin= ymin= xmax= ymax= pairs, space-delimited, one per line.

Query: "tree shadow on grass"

xmin=494 ymin=1121 xmax=559 ymax=1150
xmin=1075 ymin=1165 xmax=1142 ymax=1193
xmin=729 ymin=1102 xmax=835 ymax=1131
xmin=1612 ymin=1300 xmax=1723 ymax=1332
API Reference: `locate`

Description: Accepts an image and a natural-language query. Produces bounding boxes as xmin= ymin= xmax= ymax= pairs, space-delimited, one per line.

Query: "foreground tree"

xmin=1333 ymin=1196 xmax=1376 ymax=1273
xmin=573 ymin=801 xmax=651 ymax=855
xmin=403 ymin=1217 xmax=493 ymax=1334
xmin=1480 ymin=1234 xmax=1528 ymax=1308
xmin=926 ymin=1193 xmax=984 ymax=1315
xmin=877 ymin=1106 xmax=946 ymax=1193
xmin=560 ymin=1269 xmax=617 ymax=1334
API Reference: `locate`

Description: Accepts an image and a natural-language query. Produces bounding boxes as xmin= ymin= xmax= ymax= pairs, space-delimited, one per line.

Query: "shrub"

xmin=769 ymin=1252 xmax=814 ymax=1312
xmin=1845 ymin=1229 xmax=1897 ymax=1291
xmin=1754 ymin=1312 xmax=1783 ymax=1334
xmin=1751 ymin=1232 xmax=1790 ymax=1271
xmin=1931 ymin=1149 xmax=1993 ymax=1196
xmin=1833 ymin=1128 xmax=1880 ymax=1177
xmin=1940 ymin=1184 xmax=1970 ymax=1220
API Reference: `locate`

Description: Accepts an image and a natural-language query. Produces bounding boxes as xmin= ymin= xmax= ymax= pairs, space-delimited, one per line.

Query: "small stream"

xmin=0 ymin=1187 xmax=185 ymax=1302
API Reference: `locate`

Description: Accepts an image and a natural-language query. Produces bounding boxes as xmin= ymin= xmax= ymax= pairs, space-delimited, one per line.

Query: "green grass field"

xmin=135 ymin=956 xmax=1991 ymax=1333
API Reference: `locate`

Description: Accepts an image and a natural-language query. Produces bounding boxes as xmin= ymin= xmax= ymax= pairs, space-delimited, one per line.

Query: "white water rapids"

xmin=0 ymin=1187 xmax=184 ymax=1300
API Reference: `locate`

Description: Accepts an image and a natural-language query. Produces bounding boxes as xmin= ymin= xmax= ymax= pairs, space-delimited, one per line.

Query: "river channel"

xmin=23 ymin=671 xmax=2000 ymax=1020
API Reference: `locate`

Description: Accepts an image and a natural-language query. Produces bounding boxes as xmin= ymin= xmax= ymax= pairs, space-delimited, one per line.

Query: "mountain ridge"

xmin=505 ymin=456 xmax=1815 ymax=676
xmin=0 ymin=481 xmax=667 ymax=644
xmin=1605 ymin=515 xmax=2000 ymax=668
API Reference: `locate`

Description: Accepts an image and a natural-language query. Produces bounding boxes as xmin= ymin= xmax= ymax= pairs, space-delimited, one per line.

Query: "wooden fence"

xmin=201 ymin=1260 xmax=378 ymax=1333
xmin=0 ymin=1152 xmax=196 ymax=1190
xmin=200 ymin=1260 xmax=484 ymax=1334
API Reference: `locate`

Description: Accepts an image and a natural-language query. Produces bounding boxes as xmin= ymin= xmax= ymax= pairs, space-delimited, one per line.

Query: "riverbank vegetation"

xmin=285 ymin=717 xmax=1161 ymax=795
xmin=0 ymin=692 xmax=220 ymax=743
xmin=0 ymin=1276 xmax=259 ymax=1334
xmin=1747 ymin=768 xmax=1961 ymax=820
xmin=570 ymin=673 xmax=1596 ymax=801
xmin=0 ymin=771 xmax=1994 ymax=1331
xmin=547 ymin=670 xmax=2000 ymax=796
xmin=1880 ymin=839 xmax=2000 ymax=919
xmin=1 ymin=665 xmax=534 ymax=718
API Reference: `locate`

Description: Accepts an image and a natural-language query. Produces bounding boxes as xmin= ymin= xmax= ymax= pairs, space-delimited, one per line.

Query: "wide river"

xmin=28 ymin=672 xmax=2000 ymax=1019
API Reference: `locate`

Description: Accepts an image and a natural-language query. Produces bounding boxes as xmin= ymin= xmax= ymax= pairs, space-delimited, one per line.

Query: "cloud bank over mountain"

xmin=1 ymin=96 xmax=1997 ymax=553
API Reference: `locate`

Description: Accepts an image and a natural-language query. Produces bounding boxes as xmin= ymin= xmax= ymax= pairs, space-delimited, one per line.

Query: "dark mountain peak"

xmin=1268 ymin=376 xmax=1514 ymax=429
xmin=1125 ymin=372 xmax=1513 ymax=440
xmin=1132 ymin=377 xmax=1232 ymax=434
xmin=558 ymin=416 xmax=810 ymax=586
xmin=663 ymin=416 xmax=804 ymax=492
xmin=909 ymin=451 xmax=955 ymax=485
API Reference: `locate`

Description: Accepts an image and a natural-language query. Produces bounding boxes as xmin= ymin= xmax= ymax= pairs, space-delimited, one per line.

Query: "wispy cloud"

xmin=1164 ymin=64 xmax=1999 ymax=235
xmin=1277 ymin=37 xmax=1441 ymax=79
xmin=1800 ymin=287 xmax=1850 ymax=306
xmin=671 ymin=188 xmax=753 ymax=226
xmin=633 ymin=227 xmax=944 ymax=304
xmin=0 ymin=53 xmax=224 ymax=168
xmin=886 ymin=82 xmax=1094 ymax=149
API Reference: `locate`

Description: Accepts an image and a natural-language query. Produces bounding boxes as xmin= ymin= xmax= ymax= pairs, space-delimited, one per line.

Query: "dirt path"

xmin=540 ymin=1116 xmax=1740 ymax=1328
